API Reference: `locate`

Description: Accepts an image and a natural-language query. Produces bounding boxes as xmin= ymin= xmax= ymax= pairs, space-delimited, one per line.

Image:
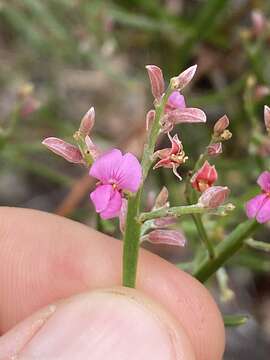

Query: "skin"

xmin=0 ymin=207 xmax=225 ymax=359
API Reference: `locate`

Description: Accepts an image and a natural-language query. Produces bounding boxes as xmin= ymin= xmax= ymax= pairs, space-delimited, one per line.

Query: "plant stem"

xmin=193 ymin=219 xmax=259 ymax=282
xmin=223 ymin=314 xmax=249 ymax=327
xmin=122 ymin=193 xmax=142 ymax=287
xmin=192 ymin=213 xmax=215 ymax=259
xmin=122 ymin=84 xmax=173 ymax=288
xmin=139 ymin=203 xmax=232 ymax=222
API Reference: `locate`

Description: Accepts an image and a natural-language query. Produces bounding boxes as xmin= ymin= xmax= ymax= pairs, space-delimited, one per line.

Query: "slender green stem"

xmin=122 ymin=193 xmax=142 ymax=287
xmin=139 ymin=203 xmax=232 ymax=222
xmin=184 ymin=137 xmax=216 ymax=258
xmin=245 ymin=238 xmax=270 ymax=252
xmin=223 ymin=315 xmax=249 ymax=327
xmin=193 ymin=219 xmax=259 ymax=282
xmin=192 ymin=214 xmax=215 ymax=259
xmin=122 ymin=84 xmax=173 ymax=288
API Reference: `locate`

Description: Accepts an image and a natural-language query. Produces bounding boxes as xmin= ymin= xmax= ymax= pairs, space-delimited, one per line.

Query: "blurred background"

xmin=0 ymin=0 xmax=270 ymax=358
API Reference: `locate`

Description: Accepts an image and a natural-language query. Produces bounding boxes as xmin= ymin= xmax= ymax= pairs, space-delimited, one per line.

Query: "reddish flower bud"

xmin=171 ymin=65 xmax=197 ymax=90
xmin=79 ymin=106 xmax=95 ymax=136
xmin=154 ymin=186 xmax=169 ymax=209
xmin=191 ymin=161 xmax=218 ymax=192
xmin=146 ymin=65 xmax=165 ymax=100
xmin=144 ymin=229 xmax=186 ymax=247
xmin=264 ymin=105 xmax=270 ymax=132
xmin=42 ymin=137 xmax=84 ymax=164
xmin=213 ymin=115 xmax=230 ymax=136
xmin=198 ymin=186 xmax=230 ymax=209
xmin=207 ymin=142 xmax=222 ymax=157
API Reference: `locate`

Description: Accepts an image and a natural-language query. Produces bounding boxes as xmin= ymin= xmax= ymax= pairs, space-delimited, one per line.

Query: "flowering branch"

xmin=122 ymin=79 xmax=174 ymax=288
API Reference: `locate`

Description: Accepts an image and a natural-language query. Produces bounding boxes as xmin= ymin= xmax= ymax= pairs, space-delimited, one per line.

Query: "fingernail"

xmin=13 ymin=289 xmax=195 ymax=360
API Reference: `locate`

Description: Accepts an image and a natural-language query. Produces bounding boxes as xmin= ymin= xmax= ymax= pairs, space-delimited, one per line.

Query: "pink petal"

xmin=147 ymin=229 xmax=186 ymax=247
xmin=257 ymin=171 xmax=270 ymax=192
xmin=245 ymin=193 xmax=267 ymax=219
xmin=42 ymin=137 xmax=84 ymax=164
xmin=256 ymin=197 xmax=270 ymax=223
xmin=114 ymin=153 xmax=142 ymax=192
xmin=89 ymin=149 xmax=122 ymax=183
xmin=90 ymin=184 xmax=113 ymax=213
xmin=170 ymin=108 xmax=207 ymax=124
xmin=79 ymin=107 xmax=95 ymax=136
xmin=167 ymin=91 xmax=186 ymax=110
xmin=146 ymin=65 xmax=165 ymax=100
xmin=171 ymin=65 xmax=197 ymax=90
xmin=100 ymin=189 xmax=122 ymax=219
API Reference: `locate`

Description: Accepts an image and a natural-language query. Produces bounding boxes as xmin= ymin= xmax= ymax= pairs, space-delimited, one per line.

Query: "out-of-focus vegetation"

xmin=0 ymin=1 xmax=270 ymax=357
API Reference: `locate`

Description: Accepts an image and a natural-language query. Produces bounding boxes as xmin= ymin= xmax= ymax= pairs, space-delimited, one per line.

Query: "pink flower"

xmin=245 ymin=171 xmax=270 ymax=223
xmin=153 ymin=133 xmax=188 ymax=180
xmin=89 ymin=149 xmax=142 ymax=219
xmin=162 ymin=90 xmax=206 ymax=132
xmin=191 ymin=161 xmax=218 ymax=192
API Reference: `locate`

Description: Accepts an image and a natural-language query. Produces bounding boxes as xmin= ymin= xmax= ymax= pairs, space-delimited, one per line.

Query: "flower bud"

xmin=191 ymin=161 xmax=218 ymax=192
xmin=144 ymin=229 xmax=186 ymax=247
xmin=154 ymin=186 xmax=169 ymax=209
xmin=42 ymin=137 xmax=84 ymax=164
xmin=198 ymin=186 xmax=230 ymax=209
xmin=207 ymin=142 xmax=222 ymax=157
xmin=79 ymin=106 xmax=95 ymax=136
xmin=145 ymin=65 xmax=165 ymax=100
xmin=170 ymin=65 xmax=197 ymax=90
xmin=264 ymin=105 xmax=270 ymax=133
xmin=213 ymin=115 xmax=229 ymax=136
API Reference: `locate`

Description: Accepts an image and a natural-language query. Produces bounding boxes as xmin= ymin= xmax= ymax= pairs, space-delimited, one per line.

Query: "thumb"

xmin=0 ymin=287 xmax=196 ymax=360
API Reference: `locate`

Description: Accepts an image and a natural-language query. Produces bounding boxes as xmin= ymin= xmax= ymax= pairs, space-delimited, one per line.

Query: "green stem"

xmin=139 ymin=203 xmax=232 ymax=222
xmin=193 ymin=219 xmax=259 ymax=282
xmin=122 ymin=84 xmax=173 ymax=288
xmin=192 ymin=214 xmax=215 ymax=259
xmin=122 ymin=193 xmax=142 ymax=287
xmin=223 ymin=314 xmax=249 ymax=327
